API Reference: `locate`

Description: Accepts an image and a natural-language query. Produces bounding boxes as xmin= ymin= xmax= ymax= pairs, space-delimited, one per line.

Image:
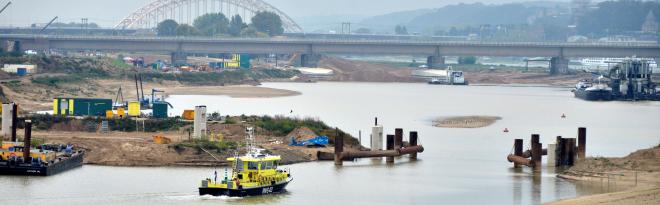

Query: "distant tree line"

xmin=577 ymin=0 xmax=660 ymax=36
xmin=157 ymin=11 xmax=284 ymax=37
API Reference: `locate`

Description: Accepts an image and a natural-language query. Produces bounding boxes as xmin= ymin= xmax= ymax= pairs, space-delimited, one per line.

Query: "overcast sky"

xmin=0 ymin=0 xmax=558 ymax=27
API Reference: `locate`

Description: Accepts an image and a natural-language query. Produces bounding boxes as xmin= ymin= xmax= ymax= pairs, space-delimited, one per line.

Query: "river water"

xmin=2 ymin=82 xmax=660 ymax=205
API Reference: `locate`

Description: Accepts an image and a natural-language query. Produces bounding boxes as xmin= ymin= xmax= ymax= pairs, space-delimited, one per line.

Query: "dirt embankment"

xmin=319 ymin=57 xmax=422 ymax=82
xmin=1 ymin=78 xmax=300 ymax=112
xmin=31 ymin=126 xmax=355 ymax=167
xmin=545 ymin=146 xmax=660 ymax=205
xmin=465 ymin=70 xmax=592 ymax=86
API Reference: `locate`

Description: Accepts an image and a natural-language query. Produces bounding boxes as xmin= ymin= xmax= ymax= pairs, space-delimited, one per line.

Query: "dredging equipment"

xmin=0 ymin=103 xmax=84 ymax=176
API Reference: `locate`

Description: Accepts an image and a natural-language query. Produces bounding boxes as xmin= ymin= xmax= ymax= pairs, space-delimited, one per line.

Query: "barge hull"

xmin=199 ymin=181 xmax=289 ymax=197
xmin=574 ymin=90 xmax=613 ymax=101
xmin=0 ymin=152 xmax=84 ymax=176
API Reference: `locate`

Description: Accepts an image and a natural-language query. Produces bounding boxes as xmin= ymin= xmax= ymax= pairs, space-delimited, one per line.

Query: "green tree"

xmin=458 ymin=56 xmax=478 ymax=64
xmin=193 ymin=13 xmax=229 ymax=36
xmin=229 ymin=15 xmax=248 ymax=36
xmin=395 ymin=25 xmax=408 ymax=35
xmin=250 ymin=11 xmax=284 ymax=36
xmin=175 ymin=24 xmax=200 ymax=36
xmin=157 ymin=19 xmax=179 ymax=36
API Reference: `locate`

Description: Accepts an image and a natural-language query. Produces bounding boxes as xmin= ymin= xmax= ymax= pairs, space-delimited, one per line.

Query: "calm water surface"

xmin=2 ymin=82 xmax=659 ymax=205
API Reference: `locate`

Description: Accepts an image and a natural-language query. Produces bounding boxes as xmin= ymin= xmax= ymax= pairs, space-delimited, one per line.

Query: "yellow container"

xmin=128 ymin=101 xmax=140 ymax=117
xmin=182 ymin=110 xmax=195 ymax=120
xmin=106 ymin=110 xmax=114 ymax=119
xmin=117 ymin=107 xmax=126 ymax=118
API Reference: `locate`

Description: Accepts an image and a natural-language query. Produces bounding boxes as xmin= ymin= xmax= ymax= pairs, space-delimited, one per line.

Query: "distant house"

xmin=642 ymin=11 xmax=658 ymax=34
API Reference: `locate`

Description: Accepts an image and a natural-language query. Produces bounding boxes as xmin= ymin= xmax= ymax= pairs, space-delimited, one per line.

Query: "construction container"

xmin=16 ymin=68 xmax=27 ymax=76
xmin=128 ymin=101 xmax=140 ymax=117
xmin=182 ymin=110 xmax=195 ymax=120
xmin=105 ymin=110 xmax=114 ymax=119
xmin=117 ymin=107 xmax=126 ymax=118
xmin=52 ymin=98 xmax=112 ymax=116
xmin=152 ymin=102 xmax=168 ymax=118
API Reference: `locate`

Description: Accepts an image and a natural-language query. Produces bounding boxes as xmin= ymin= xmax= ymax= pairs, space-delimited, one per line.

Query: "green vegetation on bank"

xmin=171 ymin=139 xmax=239 ymax=154
xmin=23 ymin=114 xmax=191 ymax=132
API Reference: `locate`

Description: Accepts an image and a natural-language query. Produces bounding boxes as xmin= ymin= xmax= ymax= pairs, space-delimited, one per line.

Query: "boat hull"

xmin=0 ymin=152 xmax=84 ymax=176
xmin=574 ymin=89 xmax=613 ymax=101
xmin=199 ymin=181 xmax=290 ymax=197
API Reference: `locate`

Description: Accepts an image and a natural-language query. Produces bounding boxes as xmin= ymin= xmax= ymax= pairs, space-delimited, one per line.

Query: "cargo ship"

xmin=199 ymin=127 xmax=292 ymax=197
xmin=572 ymin=59 xmax=659 ymax=101
xmin=1 ymin=103 xmax=84 ymax=176
xmin=573 ymin=82 xmax=613 ymax=101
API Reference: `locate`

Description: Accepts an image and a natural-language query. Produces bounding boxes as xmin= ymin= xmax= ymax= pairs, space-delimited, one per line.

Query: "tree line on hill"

xmin=157 ymin=11 xmax=284 ymax=37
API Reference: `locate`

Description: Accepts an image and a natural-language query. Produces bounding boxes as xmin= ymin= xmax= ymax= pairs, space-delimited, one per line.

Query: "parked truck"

xmin=412 ymin=66 xmax=468 ymax=85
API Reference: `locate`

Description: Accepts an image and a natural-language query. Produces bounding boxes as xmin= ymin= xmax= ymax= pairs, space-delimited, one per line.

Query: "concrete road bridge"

xmin=2 ymin=34 xmax=659 ymax=74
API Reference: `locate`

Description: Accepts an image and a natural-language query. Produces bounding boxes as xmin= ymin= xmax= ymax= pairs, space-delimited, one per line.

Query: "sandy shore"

xmin=544 ymin=146 xmax=660 ymax=205
xmin=433 ymin=116 xmax=502 ymax=128
xmin=166 ymin=85 xmax=301 ymax=98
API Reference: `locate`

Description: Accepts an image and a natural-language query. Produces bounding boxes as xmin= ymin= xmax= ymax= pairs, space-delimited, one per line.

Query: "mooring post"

xmin=567 ymin=138 xmax=576 ymax=166
xmin=334 ymin=129 xmax=344 ymax=166
xmin=23 ymin=120 xmax=32 ymax=163
xmin=394 ymin=128 xmax=403 ymax=149
xmin=556 ymin=136 xmax=563 ymax=166
xmin=578 ymin=127 xmax=586 ymax=160
xmin=409 ymin=131 xmax=418 ymax=160
xmin=386 ymin=134 xmax=394 ymax=163
xmin=514 ymin=139 xmax=523 ymax=168
xmin=11 ymin=103 xmax=17 ymax=142
xmin=531 ymin=134 xmax=541 ymax=170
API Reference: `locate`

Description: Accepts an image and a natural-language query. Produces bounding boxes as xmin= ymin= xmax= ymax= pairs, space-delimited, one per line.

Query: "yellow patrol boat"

xmin=199 ymin=127 xmax=292 ymax=197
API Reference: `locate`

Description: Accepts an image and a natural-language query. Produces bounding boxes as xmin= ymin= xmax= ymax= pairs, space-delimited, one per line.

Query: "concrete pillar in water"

xmin=301 ymin=53 xmax=321 ymax=68
xmin=514 ymin=139 xmax=523 ymax=168
xmin=547 ymin=144 xmax=556 ymax=167
xmin=193 ymin=106 xmax=207 ymax=139
xmin=10 ymin=103 xmax=17 ymax=142
xmin=1 ymin=103 xmax=13 ymax=140
xmin=334 ymin=131 xmax=344 ymax=166
xmin=409 ymin=131 xmax=418 ymax=160
xmin=531 ymin=134 xmax=541 ymax=170
xmin=371 ymin=118 xmax=383 ymax=151
xmin=578 ymin=127 xmax=586 ymax=160
xmin=386 ymin=134 xmax=394 ymax=163
xmin=427 ymin=55 xmax=446 ymax=69
xmin=23 ymin=121 xmax=32 ymax=163
xmin=550 ymin=57 xmax=569 ymax=75
xmin=394 ymin=128 xmax=403 ymax=149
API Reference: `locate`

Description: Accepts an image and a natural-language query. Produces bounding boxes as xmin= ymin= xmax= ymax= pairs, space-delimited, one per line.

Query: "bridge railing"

xmin=1 ymin=34 xmax=658 ymax=48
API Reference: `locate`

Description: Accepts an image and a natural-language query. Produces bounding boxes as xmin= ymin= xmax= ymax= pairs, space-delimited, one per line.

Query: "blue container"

xmin=16 ymin=68 xmax=27 ymax=76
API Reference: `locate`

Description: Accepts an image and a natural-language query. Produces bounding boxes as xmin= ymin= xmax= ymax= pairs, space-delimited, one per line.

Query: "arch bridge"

xmin=114 ymin=0 xmax=303 ymax=33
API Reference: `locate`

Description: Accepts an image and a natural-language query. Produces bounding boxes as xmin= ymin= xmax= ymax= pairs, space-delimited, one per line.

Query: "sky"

xmin=0 ymin=0 xmax=561 ymax=28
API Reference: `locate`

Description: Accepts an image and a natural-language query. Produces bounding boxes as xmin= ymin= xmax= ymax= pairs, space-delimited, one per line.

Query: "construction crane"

xmin=134 ymin=73 xmax=148 ymax=108
xmin=39 ymin=16 xmax=58 ymax=34
xmin=0 ymin=2 xmax=11 ymax=15
xmin=113 ymin=86 xmax=125 ymax=109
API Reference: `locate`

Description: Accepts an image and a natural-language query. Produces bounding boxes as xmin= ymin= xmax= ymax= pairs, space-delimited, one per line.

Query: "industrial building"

xmin=2 ymin=64 xmax=36 ymax=76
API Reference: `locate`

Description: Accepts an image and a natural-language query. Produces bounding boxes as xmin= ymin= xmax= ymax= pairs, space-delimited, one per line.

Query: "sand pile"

xmin=433 ymin=116 xmax=502 ymax=128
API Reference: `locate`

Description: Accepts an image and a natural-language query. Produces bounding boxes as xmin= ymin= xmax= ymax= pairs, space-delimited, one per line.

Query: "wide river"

xmin=2 ymin=82 xmax=660 ymax=205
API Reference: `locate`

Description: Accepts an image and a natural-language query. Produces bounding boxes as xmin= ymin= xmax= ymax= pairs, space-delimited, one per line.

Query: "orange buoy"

xmin=503 ymin=128 xmax=510 ymax=133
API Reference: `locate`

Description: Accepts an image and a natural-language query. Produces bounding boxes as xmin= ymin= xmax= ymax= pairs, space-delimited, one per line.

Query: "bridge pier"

xmin=550 ymin=57 xmax=569 ymax=75
xmin=171 ymin=51 xmax=188 ymax=66
xmin=300 ymin=53 xmax=321 ymax=67
xmin=427 ymin=55 xmax=446 ymax=69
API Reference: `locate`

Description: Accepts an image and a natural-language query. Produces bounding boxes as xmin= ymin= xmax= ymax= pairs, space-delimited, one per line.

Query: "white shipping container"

xmin=2 ymin=64 xmax=37 ymax=74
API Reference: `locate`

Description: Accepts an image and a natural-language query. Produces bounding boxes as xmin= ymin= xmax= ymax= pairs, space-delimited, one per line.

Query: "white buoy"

xmin=194 ymin=106 xmax=207 ymax=139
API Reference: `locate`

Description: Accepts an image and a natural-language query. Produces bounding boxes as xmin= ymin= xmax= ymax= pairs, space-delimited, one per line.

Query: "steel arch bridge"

xmin=114 ymin=0 xmax=303 ymax=33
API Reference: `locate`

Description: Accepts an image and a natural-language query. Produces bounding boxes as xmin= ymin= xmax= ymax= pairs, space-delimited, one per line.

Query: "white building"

xmin=2 ymin=64 xmax=37 ymax=75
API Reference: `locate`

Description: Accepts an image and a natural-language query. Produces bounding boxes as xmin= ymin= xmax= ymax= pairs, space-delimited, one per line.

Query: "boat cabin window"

xmin=247 ymin=162 xmax=259 ymax=170
xmin=235 ymin=159 xmax=243 ymax=172
xmin=261 ymin=161 xmax=273 ymax=169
